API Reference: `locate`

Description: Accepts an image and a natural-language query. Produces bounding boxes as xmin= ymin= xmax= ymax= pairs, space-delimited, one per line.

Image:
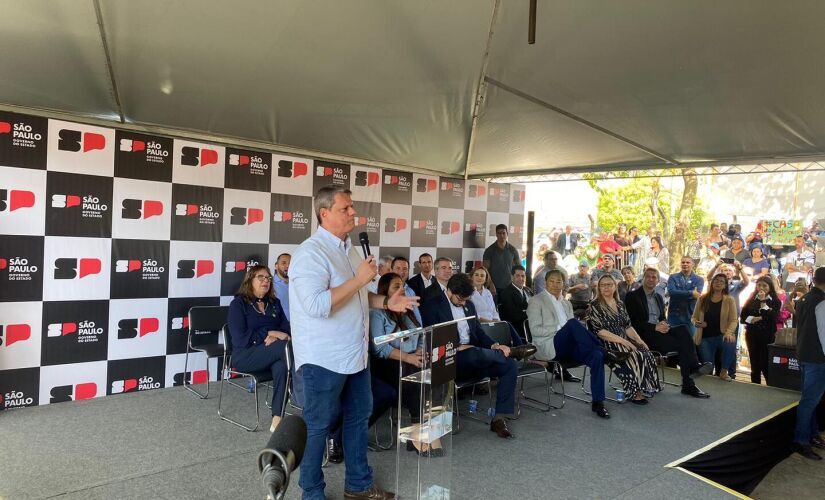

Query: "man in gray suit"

xmin=527 ymin=269 xmax=626 ymax=419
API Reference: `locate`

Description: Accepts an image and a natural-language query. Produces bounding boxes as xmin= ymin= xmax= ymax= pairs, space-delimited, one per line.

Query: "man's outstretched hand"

xmin=387 ymin=286 xmax=419 ymax=312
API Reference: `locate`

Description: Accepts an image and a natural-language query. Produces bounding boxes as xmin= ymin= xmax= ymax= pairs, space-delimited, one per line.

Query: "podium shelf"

xmin=398 ymin=410 xmax=453 ymax=444
xmin=402 ymin=368 xmax=432 ymax=384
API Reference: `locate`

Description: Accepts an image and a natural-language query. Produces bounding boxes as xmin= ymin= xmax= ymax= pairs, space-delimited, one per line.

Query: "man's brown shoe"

xmin=509 ymin=344 xmax=537 ymax=361
xmin=344 ymin=485 xmax=395 ymax=499
xmin=490 ymin=418 xmax=514 ymax=439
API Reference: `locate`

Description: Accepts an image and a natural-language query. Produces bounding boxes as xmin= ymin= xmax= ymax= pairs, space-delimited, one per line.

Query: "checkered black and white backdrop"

xmin=0 ymin=110 xmax=526 ymax=408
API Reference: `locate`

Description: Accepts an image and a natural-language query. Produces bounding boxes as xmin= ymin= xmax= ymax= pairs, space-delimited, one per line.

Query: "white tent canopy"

xmin=3 ymin=0 xmax=825 ymax=178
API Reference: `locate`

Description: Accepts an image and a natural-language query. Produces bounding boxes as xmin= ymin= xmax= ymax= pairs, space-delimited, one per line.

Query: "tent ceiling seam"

xmin=463 ymin=0 xmax=501 ymax=180
xmin=92 ymin=0 xmax=124 ymax=123
xmin=483 ymin=76 xmax=679 ymax=166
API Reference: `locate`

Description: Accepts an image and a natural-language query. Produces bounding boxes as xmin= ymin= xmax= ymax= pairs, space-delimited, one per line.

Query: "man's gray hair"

xmin=314 ymin=185 xmax=352 ymax=225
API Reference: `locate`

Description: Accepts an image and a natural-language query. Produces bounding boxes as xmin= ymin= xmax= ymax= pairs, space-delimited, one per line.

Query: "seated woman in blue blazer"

xmin=228 ymin=264 xmax=290 ymax=432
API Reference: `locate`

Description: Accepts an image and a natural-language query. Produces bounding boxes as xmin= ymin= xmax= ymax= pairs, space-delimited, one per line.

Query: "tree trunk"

xmin=670 ymin=168 xmax=698 ymax=270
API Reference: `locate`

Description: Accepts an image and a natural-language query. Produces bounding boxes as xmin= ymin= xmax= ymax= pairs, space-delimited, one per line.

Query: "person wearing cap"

xmin=722 ymin=236 xmax=750 ymax=264
xmin=567 ymin=260 xmax=593 ymax=317
xmin=590 ymin=254 xmax=623 ymax=294
xmin=792 ymin=266 xmax=825 ymax=460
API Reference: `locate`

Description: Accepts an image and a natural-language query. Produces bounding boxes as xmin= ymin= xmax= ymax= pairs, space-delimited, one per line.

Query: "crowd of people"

xmin=224 ymin=188 xmax=825 ymax=500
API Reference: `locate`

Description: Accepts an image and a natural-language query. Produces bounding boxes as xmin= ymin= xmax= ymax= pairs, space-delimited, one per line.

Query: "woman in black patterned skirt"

xmin=586 ymin=274 xmax=661 ymax=404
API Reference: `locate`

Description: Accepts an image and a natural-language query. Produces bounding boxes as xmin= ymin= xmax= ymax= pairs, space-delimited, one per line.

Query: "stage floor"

xmin=0 ymin=368 xmax=800 ymax=499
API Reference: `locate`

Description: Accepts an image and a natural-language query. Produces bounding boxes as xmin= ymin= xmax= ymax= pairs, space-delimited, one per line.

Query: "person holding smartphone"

xmin=740 ymin=276 xmax=782 ymax=384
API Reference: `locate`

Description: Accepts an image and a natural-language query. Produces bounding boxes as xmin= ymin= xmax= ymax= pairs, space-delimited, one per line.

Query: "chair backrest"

xmin=480 ymin=321 xmax=512 ymax=347
xmin=285 ymin=341 xmax=306 ymax=409
xmin=221 ymin=324 xmax=233 ymax=354
xmin=188 ymin=306 xmax=229 ymax=348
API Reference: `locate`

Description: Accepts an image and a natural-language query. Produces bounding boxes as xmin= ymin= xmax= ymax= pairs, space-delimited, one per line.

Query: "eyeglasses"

xmin=254 ymin=275 xmax=273 ymax=282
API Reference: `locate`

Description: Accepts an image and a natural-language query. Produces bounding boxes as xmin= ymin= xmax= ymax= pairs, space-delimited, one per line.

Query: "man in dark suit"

xmin=419 ymin=256 xmax=454 ymax=312
xmin=624 ymin=268 xmax=712 ymax=398
xmin=406 ymin=253 xmax=434 ymax=299
xmin=554 ymin=225 xmax=578 ymax=257
xmin=422 ymin=273 xmax=529 ymax=439
xmin=497 ymin=266 xmax=531 ymax=340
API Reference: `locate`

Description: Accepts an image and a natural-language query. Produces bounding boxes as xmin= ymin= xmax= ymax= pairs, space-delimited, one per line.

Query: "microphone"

xmin=359 ymin=231 xmax=371 ymax=259
xmin=257 ymin=414 xmax=307 ymax=500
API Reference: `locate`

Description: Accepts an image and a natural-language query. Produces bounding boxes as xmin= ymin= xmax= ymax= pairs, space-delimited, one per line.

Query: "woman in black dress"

xmin=740 ymin=275 xmax=782 ymax=384
xmin=587 ymin=275 xmax=661 ymax=404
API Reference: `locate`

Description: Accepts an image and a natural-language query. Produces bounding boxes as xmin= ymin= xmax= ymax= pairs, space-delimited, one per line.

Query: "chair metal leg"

xmin=183 ymin=347 xmax=210 ymax=399
xmin=369 ymin=413 xmax=394 ymax=451
xmin=517 ymin=368 xmax=558 ymax=412
xmin=218 ymin=374 xmax=262 ymax=432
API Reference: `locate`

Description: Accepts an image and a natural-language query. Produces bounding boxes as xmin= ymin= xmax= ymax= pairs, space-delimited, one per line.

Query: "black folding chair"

xmin=217 ymin=325 xmax=275 ymax=431
xmin=480 ymin=320 xmax=558 ymax=415
xmin=183 ymin=306 xmax=229 ymax=399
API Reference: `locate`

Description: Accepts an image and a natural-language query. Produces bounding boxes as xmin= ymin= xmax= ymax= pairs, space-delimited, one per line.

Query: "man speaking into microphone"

xmin=290 ymin=185 xmax=416 ymax=500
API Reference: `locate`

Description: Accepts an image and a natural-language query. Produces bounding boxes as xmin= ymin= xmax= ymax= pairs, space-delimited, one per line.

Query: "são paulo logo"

xmin=3 ymin=389 xmax=34 ymax=408
xmin=225 ymin=259 xmax=259 ymax=273
xmin=230 ymin=207 xmax=264 ymax=225
xmin=121 ymin=199 xmax=163 ymax=220
xmin=0 ymin=120 xmax=43 ymax=149
xmin=57 ymin=129 xmax=106 ymax=153
xmin=115 ymin=259 xmax=164 ymax=280
xmin=112 ymin=376 xmax=160 ymax=394
xmin=180 ymin=146 xmax=218 ymax=167
xmin=440 ymin=180 xmax=464 ymax=195
xmin=176 ymin=259 xmax=215 ymax=279
xmin=0 ymin=323 xmax=31 ymax=347
xmin=441 ymin=221 xmax=460 ymax=234
xmin=468 ymin=184 xmax=487 ymax=198
xmin=48 ymin=320 xmax=103 ymax=343
xmin=355 ymin=171 xmax=379 ymax=187
xmin=0 ymin=256 xmax=38 ymax=281
xmin=117 ymin=317 xmax=160 ymax=339
xmin=0 ymin=189 xmax=35 ymax=212
xmin=276 ymin=160 xmax=308 ymax=178
xmin=416 ymin=178 xmax=437 ymax=192
xmin=52 ymin=192 xmax=108 ymax=219
xmin=53 ymin=258 xmax=101 ymax=279
xmin=384 ymin=218 xmax=408 ymax=232
xmin=229 ymin=153 xmax=269 ymax=176
xmin=175 ymin=203 xmax=219 ymax=225
xmin=120 ymin=138 xmax=169 ymax=164
xmin=384 ymin=174 xmax=411 ymax=190
xmin=50 ymin=383 xmax=97 ymax=403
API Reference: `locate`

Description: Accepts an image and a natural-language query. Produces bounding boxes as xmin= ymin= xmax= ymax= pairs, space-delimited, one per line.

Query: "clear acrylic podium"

xmin=373 ymin=317 xmax=469 ymax=499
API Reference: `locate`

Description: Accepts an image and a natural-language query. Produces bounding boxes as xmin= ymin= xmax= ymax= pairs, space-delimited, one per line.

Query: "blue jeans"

xmin=698 ymin=335 xmax=736 ymax=374
xmin=668 ymin=312 xmax=696 ymax=338
xmin=298 ymin=364 xmax=373 ymax=499
xmin=553 ymin=319 xmax=605 ymax=402
xmin=331 ymin=374 xmax=397 ymax=442
xmin=794 ymin=362 xmax=825 ymax=445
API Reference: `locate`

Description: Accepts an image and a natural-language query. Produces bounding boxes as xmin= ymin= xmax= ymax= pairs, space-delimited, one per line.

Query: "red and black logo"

xmin=221 ymin=243 xmax=268 ymax=295
xmin=54 ymin=258 xmax=102 ymax=279
xmin=438 ymin=177 xmax=464 ymax=209
xmin=276 ymin=160 xmax=308 ymax=178
xmin=270 ymin=194 xmax=313 ymax=244
xmin=121 ymin=199 xmax=164 ymax=220
xmin=0 ymin=111 xmax=47 ymax=169
xmin=384 ymin=218 xmax=408 ymax=232
xmin=171 ymin=316 xmax=190 ymax=331
xmin=416 ymin=178 xmax=437 ymax=192
xmin=45 ymin=172 xmax=113 ymax=238
xmin=107 ymin=357 xmax=165 ymax=395
xmin=57 ymin=129 xmax=105 ymax=153
xmin=0 ymin=189 xmax=35 ymax=212
xmin=0 ymin=235 xmax=44 ymax=302
xmin=487 ymin=183 xmax=511 ymax=212
xmin=224 ymin=260 xmax=258 ymax=273
xmin=313 ymin=161 xmax=350 ymax=192
xmin=355 ymin=170 xmax=379 ymax=187
xmin=176 ymin=259 xmax=215 ymax=279
xmin=382 ymin=170 xmax=413 ymax=204
xmin=230 ymin=207 xmax=264 ymax=225
xmin=110 ymin=239 xmax=169 ymax=299
xmin=114 ymin=131 xmax=173 ymax=181
xmin=117 ymin=318 xmax=160 ymax=339
xmin=41 ymin=300 xmax=109 ymax=365
xmin=170 ymin=184 xmax=223 ymax=242
xmin=226 ymin=148 xmax=271 ymax=191
xmin=0 ymin=323 xmax=31 ymax=347
xmin=50 ymin=383 xmax=97 ymax=403
xmin=180 ymin=146 xmax=218 ymax=167
xmin=173 ymin=370 xmax=209 ymax=386
xmin=410 ymin=207 xmax=438 ymax=247
xmin=468 ymin=184 xmax=487 ymax=198
xmin=441 ymin=221 xmax=460 ymax=234
xmin=512 ymin=189 xmax=526 ymax=202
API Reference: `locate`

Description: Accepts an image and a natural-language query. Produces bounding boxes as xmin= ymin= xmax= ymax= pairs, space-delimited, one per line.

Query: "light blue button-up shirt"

xmin=273 ymin=274 xmax=290 ymax=321
xmin=290 ymin=226 xmax=369 ymax=374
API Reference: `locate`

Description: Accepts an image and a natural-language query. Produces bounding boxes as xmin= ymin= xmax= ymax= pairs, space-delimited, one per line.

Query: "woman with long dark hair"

xmin=649 ymin=236 xmax=670 ymax=274
xmin=368 ymin=273 xmax=441 ymax=456
xmin=740 ymin=275 xmax=782 ymax=384
xmin=692 ymin=273 xmax=738 ymax=381
xmin=586 ymin=275 xmax=661 ymax=404
xmin=227 ymin=265 xmax=290 ymax=432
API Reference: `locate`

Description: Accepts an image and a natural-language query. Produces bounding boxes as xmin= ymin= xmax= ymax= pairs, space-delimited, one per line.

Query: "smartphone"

xmin=720 ymin=257 xmax=735 ymax=264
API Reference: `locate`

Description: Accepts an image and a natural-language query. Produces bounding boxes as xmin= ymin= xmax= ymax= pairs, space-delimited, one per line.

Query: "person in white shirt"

xmin=784 ymin=235 xmax=815 ymax=291
xmin=470 ymin=265 xmax=526 ymax=347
